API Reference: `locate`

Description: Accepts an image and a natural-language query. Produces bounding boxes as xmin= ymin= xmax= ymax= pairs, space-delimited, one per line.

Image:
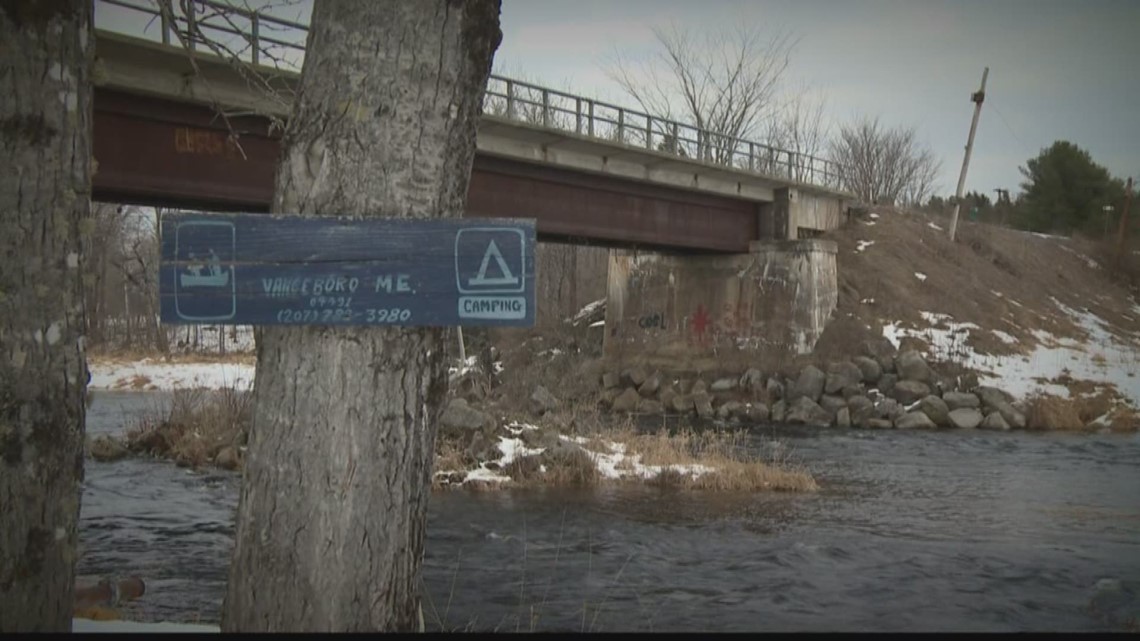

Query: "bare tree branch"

xmin=829 ymin=115 xmax=941 ymax=207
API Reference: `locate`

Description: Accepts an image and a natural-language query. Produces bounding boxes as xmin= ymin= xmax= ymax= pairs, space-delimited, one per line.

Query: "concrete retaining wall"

xmin=602 ymin=239 xmax=838 ymax=373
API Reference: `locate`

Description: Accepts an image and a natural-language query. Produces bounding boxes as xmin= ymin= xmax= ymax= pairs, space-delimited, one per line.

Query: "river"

xmin=79 ymin=391 xmax=1140 ymax=632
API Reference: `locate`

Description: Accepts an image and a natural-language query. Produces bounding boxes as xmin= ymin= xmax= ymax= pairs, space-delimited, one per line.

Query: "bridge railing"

xmin=96 ymin=0 xmax=847 ymax=192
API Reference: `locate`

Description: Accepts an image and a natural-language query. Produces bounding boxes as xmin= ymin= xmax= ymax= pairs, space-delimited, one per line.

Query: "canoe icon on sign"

xmin=180 ymin=249 xmax=230 ymax=288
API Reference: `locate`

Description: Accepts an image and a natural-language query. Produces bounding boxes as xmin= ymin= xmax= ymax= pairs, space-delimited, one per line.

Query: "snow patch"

xmin=863 ymin=221 xmax=877 ymax=226
xmin=990 ymin=290 xmax=1004 ymax=298
xmin=88 ymin=359 xmax=254 ymax=391
xmin=914 ymin=272 xmax=927 ymax=282
xmin=855 ymin=240 xmax=875 ymax=253
xmin=868 ymin=213 xmax=880 ymax=219
xmin=927 ymin=222 xmax=943 ymax=231
xmin=992 ymin=330 xmax=1019 ymax=345
xmin=567 ymin=298 xmax=605 ymax=324
xmin=1058 ymin=244 xmax=1099 ymax=269
xmin=860 ymin=298 xmax=875 ymax=304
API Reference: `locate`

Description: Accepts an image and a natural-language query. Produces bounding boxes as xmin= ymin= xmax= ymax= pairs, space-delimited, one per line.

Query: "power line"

xmin=989 ymin=101 xmax=1035 ymax=162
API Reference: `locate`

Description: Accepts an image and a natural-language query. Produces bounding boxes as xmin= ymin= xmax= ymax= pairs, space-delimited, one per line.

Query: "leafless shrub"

xmin=829 ymin=115 xmax=940 ymax=207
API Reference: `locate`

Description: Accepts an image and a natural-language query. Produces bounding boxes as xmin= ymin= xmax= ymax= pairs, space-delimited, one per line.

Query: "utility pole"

xmin=1116 ymin=176 xmax=1133 ymax=268
xmin=994 ymin=187 xmax=1010 ymax=226
xmin=948 ymin=67 xmax=989 ymax=242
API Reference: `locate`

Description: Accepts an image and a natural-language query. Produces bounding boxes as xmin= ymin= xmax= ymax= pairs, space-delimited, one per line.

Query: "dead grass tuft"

xmin=123 ymin=385 xmax=252 ymax=468
xmin=1024 ymin=390 xmax=1137 ymax=432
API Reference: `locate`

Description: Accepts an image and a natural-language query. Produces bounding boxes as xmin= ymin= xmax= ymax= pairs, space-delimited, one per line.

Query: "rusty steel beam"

xmin=93 ymin=89 xmax=756 ymax=252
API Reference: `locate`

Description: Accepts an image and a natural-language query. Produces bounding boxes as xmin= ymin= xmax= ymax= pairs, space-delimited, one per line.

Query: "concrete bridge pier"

xmin=602 ymin=238 xmax=839 ymax=375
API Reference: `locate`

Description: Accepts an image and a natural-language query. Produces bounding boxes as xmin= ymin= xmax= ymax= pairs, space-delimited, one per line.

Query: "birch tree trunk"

xmin=0 ymin=1 xmax=92 ymax=632
xmin=222 ymin=1 xmax=501 ymax=631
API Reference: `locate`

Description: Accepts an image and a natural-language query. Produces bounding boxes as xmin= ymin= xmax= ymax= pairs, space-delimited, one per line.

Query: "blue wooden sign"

xmin=159 ymin=212 xmax=536 ymax=327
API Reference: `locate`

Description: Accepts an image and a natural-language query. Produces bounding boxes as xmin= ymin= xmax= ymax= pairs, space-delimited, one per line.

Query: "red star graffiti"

xmin=691 ymin=304 xmax=711 ymax=342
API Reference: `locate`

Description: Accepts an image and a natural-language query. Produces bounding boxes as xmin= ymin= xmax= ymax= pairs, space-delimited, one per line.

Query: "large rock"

xmin=766 ymin=377 xmax=785 ymax=401
xmin=599 ymin=388 xmax=621 ymax=408
xmin=895 ymin=350 xmax=934 ymax=383
xmin=877 ymin=373 xmax=898 ymax=397
xmin=824 ymin=361 xmax=864 ymax=395
xmin=622 ymin=366 xmax=649 ymax=388
xmin=891 ymin=380 xmax=932 ymax=405
xmin=601 ymin=372 xmax=620 ymax=389
xmin=866 ymin=418 xmax=894 ymax=430
xmin=529 ymin=385 xmax=559 ymax=415
xmin=943 ymin=391 xmax=981 ymax=411
xmin=819 ymin=394 xmax=847 ymax=416
xmin=638 ymin=399 xmax=665 ymax=415
xmin=771 ymin=399 xmax=786 ymax=423
xmin=658 ymin=386 xmax=678 ymax=408
xmin=836 ymin=407 xmax=852 ymax=428
xmin=852 ymin=356 xmax=883 ymax=384
xmin=840 ymin=384 xmax=864 ymax=399
xmin=692 ymin=392 xmax=715 ymax=419
xmin=788 ymin=365 xmax=826 ymax=403
xmin=716 ymin=400 xmax=744 ymax=421
xmin=918 ymin=395 xmax=950 ymax=427
xmin=671 ymin=394 xmax=693 ymax=415
xmin=740 ymin=368 xmax=764 ymax=392
xmin=440 ymin=398 xmax=491 ymax=436
xmin=862 ymin=337 xmax=898 ymax=373
xmin=638 ymin=371 xmax=662 ymax=397
xmin=994 ymin=402 xmax=1026 ymax=429
xmin=976 ymin=386 xmax=1013 ymax=410
xmin=980 ymin=411 xmax=1011 ymax=431
xmin=710 ymin=377 xmax=738 ymax=392
xmin=611 ymin=387 xmax=642 ymax=413
xmin=691 ymin=380 xmax=708 ymax=396
xmin=895 ymin=411 xmax=936 ymax=430
xmin=785 ymin=396 xmax=834 ymax=427
xmin=873 ymin=398 xmax=905 ymax=421
xmin=745 ymin=403 xmax=770 ymax=423
xmin=947 ymin=408 xmax=983 ymax=429
xmin=847 ymin=395 xmax=875 ymax=424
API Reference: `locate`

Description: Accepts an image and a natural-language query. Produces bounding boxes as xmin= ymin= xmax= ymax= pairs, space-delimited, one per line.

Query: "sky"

xmin=95 ymin=0 xmax=1140 ymax=199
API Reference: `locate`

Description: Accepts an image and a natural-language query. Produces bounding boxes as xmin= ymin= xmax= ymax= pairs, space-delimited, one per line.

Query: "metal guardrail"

xmin=96 ymin=0 xmax=847 ymax=191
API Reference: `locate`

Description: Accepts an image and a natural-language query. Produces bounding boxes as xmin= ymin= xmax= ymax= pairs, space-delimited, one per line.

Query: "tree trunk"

xmin=222 ymin=1 xmax=501 ymax=631
xmin=0 ymin=1 xmax=92 ymax=632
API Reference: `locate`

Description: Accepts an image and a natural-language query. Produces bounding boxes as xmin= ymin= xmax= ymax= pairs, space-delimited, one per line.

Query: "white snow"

xmin=566 ymin=298 xmax=605 ymax=325
xmin=861 ymin=298 xmax=875 ymax=304
xmin=990 ymin=290 xmax=1004 ymax=298
xmin=88 ymin=359 xmax=254 ymax=391
xmin=914 ymin=272 xmax=927 ymax=282
xmin=927 ymin=222 xmax=943 ymax=231
xmin=868 ymin=213 xmax=880 ymax=219
xmin=580 ymin=437 xmax=715 ymax=481
xmin=882 ymin=308 xmax=1140 ymax=406
xmin=863 ymin=221 xmax=877 ymax=226
xmin=1058 ymin=244 xmax=1099 ymax=269
xmin=447 ymin=355 xmax=479 ymax=380
xmin=72 ymin=618 xmax=219 ymax=633
xmin=856 ymin=240 xmax=875 ymax=253
xmin=992 ymin=330 xmax=1019 ymax=345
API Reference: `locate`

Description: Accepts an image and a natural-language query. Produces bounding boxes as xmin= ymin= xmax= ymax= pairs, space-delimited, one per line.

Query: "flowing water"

xmin=79 ymin=392 xmax=1140 ymax=632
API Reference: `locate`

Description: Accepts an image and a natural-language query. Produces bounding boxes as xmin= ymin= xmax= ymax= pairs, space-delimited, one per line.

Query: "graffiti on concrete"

xmin=637 ymin=312 xmax=668 ymax=330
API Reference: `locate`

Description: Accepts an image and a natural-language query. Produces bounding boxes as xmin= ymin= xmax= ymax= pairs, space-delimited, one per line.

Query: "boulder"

xmin=918 ymin=395 xmax=950 ymax=427
xmin=788 ymin=365 xmax=826 ymax=403
xmin=637 ymin=399 xmax=665 ymax=415
xmin=836 ymin=407 xmax=852 ymax=428
xmin=841 ymin=384 xmax=864 ymax=399
xmin=711 ymin=377 xmax=738 ymax=392
xmin=611 ymin=387 xmax=642 ymax=413
xmin=766 ymin=377 xmax=785 ymax=401
xmin=943 ymin=391 xmax=981 ymax=411
xmin=214 ymin=445 xmax=241 ymax=470
xmin=947 ymin=408 xmax=983 ymax=429
xmin=771 ymin=400 xmax=786 ymax=423
xmin=895 ymin=350 xmax=933 ymax=383
xmin=852 ymin=356 xmax=883 ymax=384
xmin=658 ymin=386 xmax=678 ymax=408
xmin=878 ymin=373 xmax=898 ymax=397
xmin=90 ymin=435 xmax=129 ymax=462
xmin=819 ymin=394 xmax=848 ymax=416
xmin=601 ymin=372 xmax=620 ymax=389
xmin=577 ymin=359 xmax=605 ymax=386
xmin=980 ymin=411 xmax=1011 ymax=431
xmin=956 ymin=372 xmax=980 ymax=392
xmin=529 ymin=385 xmax=559 ymax=415
xmin=671 ymin=394 xmax=694 ymax=415
xmin=862 ymin=337 xmax=898 ymax=373
xmin=976 ymin=386 xmax=1013 ymax=410
xmin=717 ymin=401 xmax=744 ymax=421
xmin=847 ymin=395 xmax=875 ymax=424
xmin=691 ymin=380 xmax=708 ymax=396
xmin=891 ymin=380 xmax=932 ymax=405
xmin=740 ymin=368 xmax=764 ymax=392
xmin=873 ymin=398 xmax=905 ymax=421
xmin=693 ymin=392 xmax=715 ymax=419
xmin=745 ymin=403 xmax=770 ymax=423
xmin=785 ymin=396 xmax=834 ymax=427
xmin=994 ymin=402 xmax=1026 ymax=429
xmin=825 ymin=361 xmax=865 ymax=395
xmin=638 ymin=371 xmax=662 ymax=397
xmin=440 ymin=398 xmax=491 ymax=436
xmin=866 ymin=418 xmax=894 ymax=430
xmin=621 ymin=366 xmax=649 ymax=388
xmin=599 ymin=388 xmax=621 ymax=408
xmin=464 ymin=431 xmax=500 ymax=464
xmin=895 ymin=411 xmax=936 ymax=430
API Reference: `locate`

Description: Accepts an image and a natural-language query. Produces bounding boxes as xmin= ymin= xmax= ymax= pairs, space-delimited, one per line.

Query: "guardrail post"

xmin=506 ymin=79 xmax=515 ymax=120
xmin=251 ymin=14 xmax=260 ymax=65
xmin=617 ymin=109 xmax=624 ymax=143
xmin=588 ymin=100 xmax=594 ymax=137
xmin=186 ymin=2 xmax=197 ymax=50
xmin=542 ymin=88 xmax=550 ymax=128
xmin=161 ymin=7 xmax=171 ymax=45
xmin=645 ymin=118 xmax=652 ymax=149
xmin=575 ymin=98 xmax=582 ymax=134
xmin=749 ymin=142 xmax=755 ymax=171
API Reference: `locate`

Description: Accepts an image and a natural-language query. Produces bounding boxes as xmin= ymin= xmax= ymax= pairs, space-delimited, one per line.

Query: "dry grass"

xmin=1025 ymin=391 xmax=1139 ymax=432
xmin=123 ymin=385 xmax=252 ymax=468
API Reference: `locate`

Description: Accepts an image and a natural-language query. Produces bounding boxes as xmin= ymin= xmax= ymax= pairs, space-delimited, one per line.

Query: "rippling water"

xmin=79 ymin=392 xmax=1140 ymax=631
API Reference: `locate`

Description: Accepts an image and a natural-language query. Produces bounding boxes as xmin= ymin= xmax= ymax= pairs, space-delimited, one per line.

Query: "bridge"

xmin=91 ymin=0 xmax=847 ymax=366
xmin=92 ymin=0 xmax=850 ymax=254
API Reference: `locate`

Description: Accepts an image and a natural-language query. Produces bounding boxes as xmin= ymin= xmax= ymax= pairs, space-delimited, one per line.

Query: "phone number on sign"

xmin=275 ymin=308 xmax=412 ymax=324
